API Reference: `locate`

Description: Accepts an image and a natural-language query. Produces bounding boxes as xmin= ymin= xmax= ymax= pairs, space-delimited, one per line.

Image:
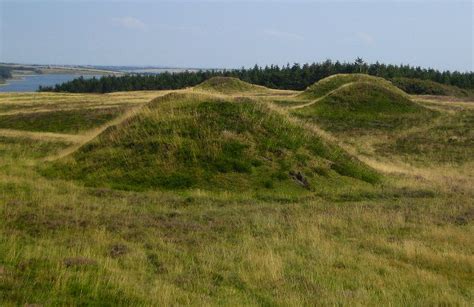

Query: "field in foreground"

xmin=0 ymin=77 xmax=473 ymax=305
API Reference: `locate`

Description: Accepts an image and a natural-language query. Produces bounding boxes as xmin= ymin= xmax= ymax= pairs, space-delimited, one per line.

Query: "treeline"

xmin=0 ymin=67 xmax=12 ymax=80
xmin=39 ymin=59 xmax=474 ymax=93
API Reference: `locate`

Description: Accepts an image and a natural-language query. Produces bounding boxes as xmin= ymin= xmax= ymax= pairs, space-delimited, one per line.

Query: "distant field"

xmin=0 ymin=77 xmax=472 ymax=305
xmin=0 ymin=107 xmax=128 ymax=133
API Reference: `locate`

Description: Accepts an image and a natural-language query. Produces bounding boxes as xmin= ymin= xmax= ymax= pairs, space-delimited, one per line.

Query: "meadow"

xmin=0 ymin=76 xmax=472 ymax=305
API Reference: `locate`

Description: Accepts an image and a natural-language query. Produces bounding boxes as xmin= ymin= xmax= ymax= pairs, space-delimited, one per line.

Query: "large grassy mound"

xmin=294 ymin=81 xmax=436 ymax=133
xmin=391 ymin=77 xmax=473 ymax=97
xmin=194 ymin=77 xmax=268 ymax=94
xmin=298 ymin=74 xmax=406 ymax=100
xmin=42 ymin=93 xmax=379 ymax=191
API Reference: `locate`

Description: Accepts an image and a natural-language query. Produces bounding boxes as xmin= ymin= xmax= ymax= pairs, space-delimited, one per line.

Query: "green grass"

xmin=392 ymin=77 xmax=473 ymax=97
xmin=0 ymin=107 xmax=126 ymax=133
xmin=195 ymin=77 xmax=268 ymax=94
xmin=1 ymin=167 xmax=472 ymax=306
xmin=293 ymin=81 xmax=437 ymax=134
xmin=376 ymin=109 xmax=474 ymax=164
xmin=0 ymin=104 xmax=38 ymax=113
xmin=298 ymin=73 xmax=406 ymax=100
xmin=0 ymin=87 xmax=472 ymax=306
xmin=0 ymin=136 xmax=71 ymax=160
xmin=42 ymin=93 xmax=379 ymax=192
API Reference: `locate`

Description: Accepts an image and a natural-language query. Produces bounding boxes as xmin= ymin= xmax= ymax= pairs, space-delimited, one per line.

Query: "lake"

xmin=0 ymin=74 xmax=102 ymax=92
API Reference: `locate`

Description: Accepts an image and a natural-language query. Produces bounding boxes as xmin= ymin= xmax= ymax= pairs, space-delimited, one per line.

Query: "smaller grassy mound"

xmin=391 ymin=77 xmax=472 ymax=97
xmin=42 ymin=93 xmax=380 ymax=192
xmin=294 ymin=82 xmax=436 ymax=133
xmin=195 ymin=77 xmax=268 ymax=94
xmin=299 ymin=74 xmax=406 ymax=100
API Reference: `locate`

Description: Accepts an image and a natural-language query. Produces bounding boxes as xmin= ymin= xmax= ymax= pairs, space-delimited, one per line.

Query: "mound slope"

xmin=42 ymin=93 xmax=379 ymax=191
xmin=194 ymin=77 xmax=268 ymax=94
xmin=299 ymin=74 xmax=406 ymax=100
xmin=391 ymin=77 xmax=472 ymax=97
xmin=294 ymin=81 xmax=436 ymax=132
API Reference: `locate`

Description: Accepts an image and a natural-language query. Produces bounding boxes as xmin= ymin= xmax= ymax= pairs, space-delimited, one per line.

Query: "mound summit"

xmin=42 ymin=92 xmax=379 ymax=191
xmin=194 ymin=77 xmax=269 ymax=94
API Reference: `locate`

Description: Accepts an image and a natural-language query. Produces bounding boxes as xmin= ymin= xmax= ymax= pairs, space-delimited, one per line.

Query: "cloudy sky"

xmin=0 ymin=0 xmax=472 ymax=71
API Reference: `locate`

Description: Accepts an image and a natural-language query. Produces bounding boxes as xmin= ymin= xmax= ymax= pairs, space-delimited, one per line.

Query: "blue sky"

xmin=1 ymin=0 xmax=472 ymax=71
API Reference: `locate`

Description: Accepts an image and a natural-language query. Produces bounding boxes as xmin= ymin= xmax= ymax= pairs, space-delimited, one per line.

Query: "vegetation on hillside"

xmin=38 ymin=59 xmax=474 ymax=93
xmin=42 ymin=92 xmax=379 ymax=192
xmin=294 ymin=81 xmax=436 ymax=133
xmin=194 ymin=77 xmax=267 ymax=94
xmin=391 ymin=77 xmax=473 ymax=97
xmin=298 ymin=73 xmax=405 ymax=99
xmin=376 ymin=109 xmax=474 ymax=164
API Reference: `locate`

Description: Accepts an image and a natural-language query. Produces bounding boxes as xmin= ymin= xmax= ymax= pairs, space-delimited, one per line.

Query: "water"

xmin=0 ymin=74 xmax=102 ymax=92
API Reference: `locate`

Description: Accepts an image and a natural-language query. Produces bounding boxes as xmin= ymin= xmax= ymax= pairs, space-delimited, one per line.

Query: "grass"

xmin=293 ymin=81 xmax=437 ymax=134
xmin=375 ymin=108 xmax=474 ymax=165
xmin=298 ymin=73 xmax=406 ymax=100
xmin=0 ymin=80 xmax=473 ymax=305
xmin=0 ymin=136 xmax=72 ymax=160
xmin=42 ymin=92 xmax=379 ymax=192
xmin=194 ymin=77 xmax=269 ymax=94
xmin=0 ymin=107 xmax=128 ymax=134
xmin=392 ymin=77 xmax=473 ymax=98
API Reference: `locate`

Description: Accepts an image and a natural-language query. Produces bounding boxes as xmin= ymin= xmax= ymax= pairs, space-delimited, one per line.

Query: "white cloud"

xmin=262 ymin=29 xmax=304 ymax=41
xmin=355 ymin=32 xmax=375 ymax=45
xmin=112 ymin=17 xmax=147 ymax=31
xmin=160 ymin=24 xmax=205 ymax=35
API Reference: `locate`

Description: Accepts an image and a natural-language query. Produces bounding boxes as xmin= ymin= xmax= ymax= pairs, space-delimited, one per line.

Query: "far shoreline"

xmin=0 ymin=73 xmax=108 ymax=92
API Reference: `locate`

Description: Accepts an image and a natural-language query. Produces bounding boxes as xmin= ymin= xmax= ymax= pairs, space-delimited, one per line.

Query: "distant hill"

xmin=42 ymin=92 xmax=379 ymax=191
xmin=391 ymin=77 xmax=473 ymax=97
xmin=194 ymin=77 xmax=269 ymax=94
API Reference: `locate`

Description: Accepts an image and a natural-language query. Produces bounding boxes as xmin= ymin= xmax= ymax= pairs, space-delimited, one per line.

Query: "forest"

xmin=0 ymin=66 xmax=12 ymax=80
xmin=39 ymin=59 xmax=474 ymax=93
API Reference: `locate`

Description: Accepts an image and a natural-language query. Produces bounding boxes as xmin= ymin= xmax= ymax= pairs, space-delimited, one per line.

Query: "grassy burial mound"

xmin=42 ymin=92 xmax=379 ymax=191
xmin=194 ymin=77 xmax=269 ymax=94
xmin=298 ymin=73 xmax=406 ymax=100
xmin=391 ymin=77 xmax=473 ymax=97
xmin=294 ymin=81 xmax=436 ymax=133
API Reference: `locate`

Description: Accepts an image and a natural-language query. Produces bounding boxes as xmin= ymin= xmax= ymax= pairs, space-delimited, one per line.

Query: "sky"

xmin=0 ymin=0 xmax=472 ymax=71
